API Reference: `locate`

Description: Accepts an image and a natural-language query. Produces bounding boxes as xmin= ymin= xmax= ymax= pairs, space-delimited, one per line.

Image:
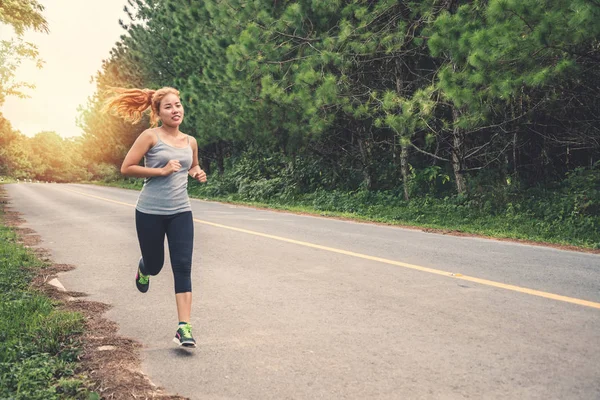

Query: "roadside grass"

xmin=0 ymin=215 xmax=97 ymax=399
xmin=95 ymin=178 xmax=599 ymax=251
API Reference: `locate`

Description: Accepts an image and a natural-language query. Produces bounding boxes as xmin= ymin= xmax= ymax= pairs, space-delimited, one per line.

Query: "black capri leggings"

xmin=135 ymin=210 xmax=194 ymax=293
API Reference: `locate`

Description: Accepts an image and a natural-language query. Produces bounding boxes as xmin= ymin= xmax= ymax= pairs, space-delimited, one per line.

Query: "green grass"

xmin=0 ymin=218 xmax=96 ymax=399
xmin=98 ymin=178 xmax=599 ymax=250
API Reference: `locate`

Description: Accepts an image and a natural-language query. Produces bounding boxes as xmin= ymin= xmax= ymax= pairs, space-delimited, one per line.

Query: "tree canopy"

xmin=2 ymin=0 xmax=598 ymax=203
xmin=76 ymin=0 xmax=599 ymax=197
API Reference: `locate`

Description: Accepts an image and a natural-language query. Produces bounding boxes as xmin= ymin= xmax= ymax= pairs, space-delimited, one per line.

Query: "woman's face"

xmin=159 ymin=93 xmax=184 ymax=127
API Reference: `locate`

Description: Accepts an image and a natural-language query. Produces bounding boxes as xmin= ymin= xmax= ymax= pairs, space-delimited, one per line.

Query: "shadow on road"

xmin=170 ymin=347 xmax=196 ymax=358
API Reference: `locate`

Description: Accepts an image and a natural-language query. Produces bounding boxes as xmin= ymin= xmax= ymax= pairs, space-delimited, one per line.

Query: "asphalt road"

xmin=5 ymin=183 xmax=600 ymax=399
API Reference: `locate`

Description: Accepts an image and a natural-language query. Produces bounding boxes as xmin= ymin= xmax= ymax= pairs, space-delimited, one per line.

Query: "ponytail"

xmin=102 ymin=87 xmax=180 ymax=127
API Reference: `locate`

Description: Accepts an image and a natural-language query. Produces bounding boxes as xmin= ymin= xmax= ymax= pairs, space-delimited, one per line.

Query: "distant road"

xmin=6 ymin=183 xmax=600 ymax=400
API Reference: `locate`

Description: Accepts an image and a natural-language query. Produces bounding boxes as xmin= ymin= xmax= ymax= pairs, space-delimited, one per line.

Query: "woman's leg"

xmin=165 ymin=211 xmax=194 ymax=321
xmin=175 ymin=292 xmax=193 ymax=323
xmin=135 ymin=210 xmax=166 ymax=276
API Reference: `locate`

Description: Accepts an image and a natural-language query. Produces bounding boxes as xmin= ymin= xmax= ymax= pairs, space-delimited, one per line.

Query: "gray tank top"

xmin=136 ymin=133 xmax=193 ymax=215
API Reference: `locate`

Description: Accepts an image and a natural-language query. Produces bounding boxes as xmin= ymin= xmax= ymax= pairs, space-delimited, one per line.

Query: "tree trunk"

xmin=356 ymin=127 xmax=374 ymax=190
xmin=451 ymin=107 xmax=467 ymax=194
xmin=395 ymin=57 xmax=409 ymax=198
xmin=512 ymin=94 xmax=523 ymax=178
xmin=512 ymin=130 xmax=518 ymax=177
xmin=400 ymin=142 xmax=410 ymax=200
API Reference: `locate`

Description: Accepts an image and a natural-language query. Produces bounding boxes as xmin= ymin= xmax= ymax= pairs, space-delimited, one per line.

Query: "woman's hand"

xmin=161 ymin=160 xmax=182 ymax=176
xmin=188 ymin=138 xmax=207 ymax=183
xmin=191 ymin=169 xmax=207 ymax=183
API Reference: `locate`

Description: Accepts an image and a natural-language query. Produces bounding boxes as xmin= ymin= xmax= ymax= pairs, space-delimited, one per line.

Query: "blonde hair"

xmin=102 ymin=87 xmax=180 ymax=127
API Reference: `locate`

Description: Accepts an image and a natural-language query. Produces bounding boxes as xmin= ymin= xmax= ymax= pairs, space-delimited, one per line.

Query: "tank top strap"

xmin=187 ymin=135 xmax=190 ymax=145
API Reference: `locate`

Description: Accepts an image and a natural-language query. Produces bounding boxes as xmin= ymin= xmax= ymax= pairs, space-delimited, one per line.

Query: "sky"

xmin=2 ymin=0 xmax=128 ymax=138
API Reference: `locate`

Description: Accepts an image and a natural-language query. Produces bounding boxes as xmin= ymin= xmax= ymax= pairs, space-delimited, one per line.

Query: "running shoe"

xmin=135 ymin=257 xmax=149 ymax=293
xmin=173 ymin=323 xmax=196 ymax=347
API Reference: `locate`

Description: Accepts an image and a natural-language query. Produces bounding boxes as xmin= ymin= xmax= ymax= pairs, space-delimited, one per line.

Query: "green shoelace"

xmin=137 ymin=270 xmax=149 ymax=285
xmin=180 ymin=324 xmax=193 ymax=339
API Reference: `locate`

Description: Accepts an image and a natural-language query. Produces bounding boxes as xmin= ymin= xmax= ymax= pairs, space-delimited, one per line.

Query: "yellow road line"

xmin=61 ymin=187 xmax=600 ymax=310
xmin=62 ymin=188 xmax=136 ymax=208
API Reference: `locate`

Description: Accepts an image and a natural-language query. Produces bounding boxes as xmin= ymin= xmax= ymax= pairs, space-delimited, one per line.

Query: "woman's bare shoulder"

xmin=136 ymin=128 xmax=159 ymax=147
xmin=142 ymin=128 xmax=159 ymax=138
xmin=186 ymin=134 xmax=198 ymax=148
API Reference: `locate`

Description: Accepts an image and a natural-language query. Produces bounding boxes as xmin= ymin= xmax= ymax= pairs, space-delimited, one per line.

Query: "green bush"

xmin=88 ymin=163 xmax=120 ymax=182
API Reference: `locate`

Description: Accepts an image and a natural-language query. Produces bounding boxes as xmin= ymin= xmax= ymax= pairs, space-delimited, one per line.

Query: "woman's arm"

xmin=188 ymin=136 xmax=207 ymax=182
xmin=121 ymin=130 xmax=180 ymax=178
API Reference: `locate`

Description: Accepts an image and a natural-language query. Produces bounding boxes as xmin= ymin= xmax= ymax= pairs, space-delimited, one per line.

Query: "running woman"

xmin=104 ymin=87 xmax=207 ymax=347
